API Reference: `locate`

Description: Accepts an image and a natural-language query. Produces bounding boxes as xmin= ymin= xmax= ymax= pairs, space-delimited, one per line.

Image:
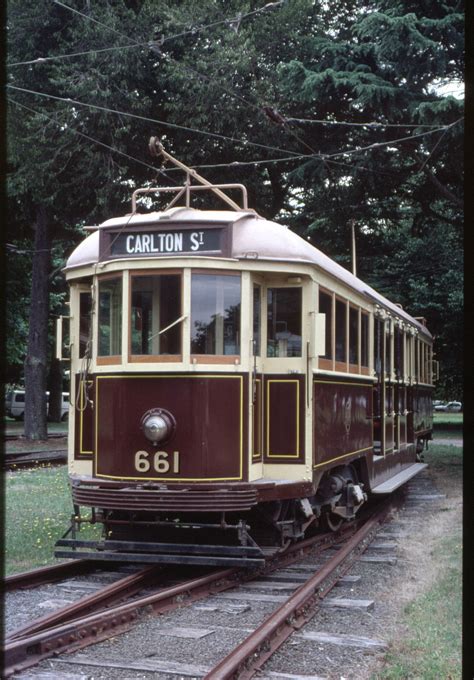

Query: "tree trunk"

xmin=48 ymin=357 xmax=63 ymax=423
xmin=24 ymin=205 xmax=51 ymax=440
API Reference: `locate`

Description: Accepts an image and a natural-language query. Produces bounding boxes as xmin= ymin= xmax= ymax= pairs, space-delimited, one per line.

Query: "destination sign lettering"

xmin=108 ymin=228 xmax=222 ymax=257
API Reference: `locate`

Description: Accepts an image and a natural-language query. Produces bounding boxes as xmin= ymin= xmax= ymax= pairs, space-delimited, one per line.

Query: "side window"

xmin=318 ymin=290 xmax=332 ymax=360
xmin=415 ymin=337 xmax=419 ymax=381
xmin=253 ymin=285 xmax=261 ymax=356
xmin=191 ymin=273 xmax=241 ymax=355
xmin=394 ymin=324 xmax=403 ymax=380
xmin=374 ymin=315 xmax=384 ymax=377
xmin=335 ymin=299 xmax=347 ymax=363
xmin=79 ymin=291 xmax=92 ymax=358
xmin=361 ymin=312 xmax=369 ymax=367
xmin=267 ymin=287 xmax=302 ymax=358
xmin=98 ymin=277 xmax=122 ymax=357
xmin=131 ymin=274 xmax=181 ymax=356
xmin=385 ymin=319 xmax=392 ymax=376
xmin=349 ymin=306 xmax=359 ymax=365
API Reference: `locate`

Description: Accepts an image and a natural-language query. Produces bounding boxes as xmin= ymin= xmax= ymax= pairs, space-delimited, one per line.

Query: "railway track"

xmin=2 ymin=499 xmax=395 ymax=678
xmin=4 ymin=432 xmax=67 ymax=441
xmin=4 ymin=449 xmax=67 ymax=468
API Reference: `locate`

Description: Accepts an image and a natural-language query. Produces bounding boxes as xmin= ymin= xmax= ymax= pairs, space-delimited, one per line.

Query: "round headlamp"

xmin=140 ymin=408 xmax=176 ymax=446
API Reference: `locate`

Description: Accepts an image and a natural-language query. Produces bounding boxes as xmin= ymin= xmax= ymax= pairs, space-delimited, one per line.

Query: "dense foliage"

xmin=7 ymin=0 xmax=463 ymax=434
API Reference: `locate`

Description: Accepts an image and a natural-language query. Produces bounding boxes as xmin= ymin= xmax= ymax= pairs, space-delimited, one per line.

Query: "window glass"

xmin=335 ymin=299 xmax=347 ymax=363
xmin=191 ymin=274 xmax=240 ymax=355
xmin=253 ymin=285 xmax=261 ymax=356
xmin=361 ymin=312 xmax=369 ymax=367
xmin=98 ymin=277 xmax=122 ymax=356
xmin=385 ymin=320 xmax=392 ymax=375
xmin=415 ymin=337 xmax=419 ymax=381
xmin=131 ymin=275 xmax=181 ymax=356
xmin=374 ymin=317 xmax=383 ymax=376
xmin=394 ymin=325 xmax=402 ymax=379
xmin=79 ymin=291 xmax=92 ymax=358
xmin=267 ymin=288 xmax=302 ymax=357
xmin=349 ymin=306 xmax=359 ymax=365
xmin=318 ymin=290 xmax=332 ymax=360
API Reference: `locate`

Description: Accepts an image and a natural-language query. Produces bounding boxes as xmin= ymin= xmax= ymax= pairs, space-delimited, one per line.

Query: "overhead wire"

xmin=8 ymin=0 xmax=462 ymax=188
xmin=6 ymin=84 xmax=314 ymax=159
xmin=7 ymin=0 xmax=284 ymax=67
xmin=8 ymin=0 xmax=461 ymax=173
xmin=7 ymin=84 xmax=458 ymax=168
xmin=7 ymin=97 xmax=177 ymax=186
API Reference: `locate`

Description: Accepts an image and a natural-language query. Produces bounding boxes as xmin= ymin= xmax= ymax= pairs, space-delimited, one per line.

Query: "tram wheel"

xmin=321 ymin=509 xmax=343 ymax=532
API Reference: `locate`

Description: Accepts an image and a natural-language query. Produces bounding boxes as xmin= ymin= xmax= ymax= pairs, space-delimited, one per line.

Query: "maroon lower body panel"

xmin=90 ymin=373 xmax=247 ymax=482
xmin=313 ymin=378 xmax=373 ymax=471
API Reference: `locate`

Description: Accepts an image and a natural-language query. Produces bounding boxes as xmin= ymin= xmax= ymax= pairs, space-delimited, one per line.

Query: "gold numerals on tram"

xmin=134 ymin=450 xmax=180 ymax=474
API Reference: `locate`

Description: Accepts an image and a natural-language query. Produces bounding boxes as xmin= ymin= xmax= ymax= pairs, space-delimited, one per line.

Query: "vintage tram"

xmin=55 ymin=142 xmax=435 ymax=567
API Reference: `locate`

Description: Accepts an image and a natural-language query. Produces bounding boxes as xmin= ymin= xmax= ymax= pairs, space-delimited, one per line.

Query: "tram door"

xmin=251 ymin=277 xmax=306 ymax=466
xmin=251 ymin=282 xmax=264 ymax=467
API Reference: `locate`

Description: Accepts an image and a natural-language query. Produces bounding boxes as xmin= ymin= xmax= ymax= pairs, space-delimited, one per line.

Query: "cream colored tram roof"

xmin=65 ymin=207 xmax=431 ymax=338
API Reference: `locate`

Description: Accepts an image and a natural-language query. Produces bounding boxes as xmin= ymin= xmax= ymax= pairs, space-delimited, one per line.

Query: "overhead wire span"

xmin=8 ymin=0 xmax=284 ymax=68
xmin=6 ymin=84 xmax=311 ymax=158
xmin=9 ymin=0 xmax=461 ymax=173
xmin=7 ymin=85 xmax=459 ymax=167
xmin=7 ymin=97 xmax=176 ymax=185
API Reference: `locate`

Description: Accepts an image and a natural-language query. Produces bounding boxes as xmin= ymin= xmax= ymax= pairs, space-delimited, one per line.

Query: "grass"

xmin=5 ymin=465 xmax=99 ymax=576
xmin=373 ymin=533 xmax=462 ymax=679
xmin=373 ymin=441 xmax=462 ymax=680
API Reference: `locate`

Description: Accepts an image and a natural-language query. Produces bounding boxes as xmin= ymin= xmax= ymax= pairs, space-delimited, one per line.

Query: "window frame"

xmin=96 ymin=273 xmax=124 ymax=365
xmin=318 ymin=287 xmax=334 ymax=370
xmin=334 ymin=295 xmax=348 ymax=370
xmin=265 ymin=285 xmax=303 ymax=359
xmin=128 ymin=269 xmax=183 ymax=363
xmin=190 ymin=269 xmax=242 ymax=364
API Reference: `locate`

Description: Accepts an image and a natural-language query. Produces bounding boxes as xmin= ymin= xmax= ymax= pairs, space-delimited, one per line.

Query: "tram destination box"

xmin=99 ymin=221 xmax=233 ymax=260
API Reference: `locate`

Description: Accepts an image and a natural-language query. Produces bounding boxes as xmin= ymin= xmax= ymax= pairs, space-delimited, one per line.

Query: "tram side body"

xmin=59 ymin=209 xmax=434 ymax=564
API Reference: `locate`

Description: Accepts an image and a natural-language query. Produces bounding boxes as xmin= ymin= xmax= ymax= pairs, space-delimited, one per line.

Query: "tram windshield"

xmin=191 ymin=273 xmax=241 ymax=355
xmin=131 ymin=274 xmax=181 ymax=356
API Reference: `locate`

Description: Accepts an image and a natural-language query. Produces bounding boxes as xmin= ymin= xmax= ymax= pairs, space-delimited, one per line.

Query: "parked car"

xmin=434 ymin=401 xmax=462 ymax=413
xmin=5 ymin=389 xmax=70 ymax=421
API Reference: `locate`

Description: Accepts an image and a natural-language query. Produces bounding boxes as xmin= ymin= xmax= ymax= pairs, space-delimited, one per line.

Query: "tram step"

xmin=371 ymin=463 xmax=428 ymax=494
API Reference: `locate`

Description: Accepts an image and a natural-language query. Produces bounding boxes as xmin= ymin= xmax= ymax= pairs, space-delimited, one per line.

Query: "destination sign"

xmin=109 ymin=228 xmax=222 ymax=257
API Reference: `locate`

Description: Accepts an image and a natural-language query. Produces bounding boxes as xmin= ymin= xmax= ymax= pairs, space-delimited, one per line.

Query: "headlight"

xmin=140 ymin=408 xmax=176 ymax=445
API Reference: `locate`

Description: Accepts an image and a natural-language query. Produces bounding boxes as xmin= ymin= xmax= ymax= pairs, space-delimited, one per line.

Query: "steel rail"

xmin=4 ymin=560 xmax=99 ymax=592
xmin=204 ymin=502 xmax=393 ymax=679
xmin=2 ymin=567 xmax=241 ymax=677
xmin=4 ymin=449 xmax=67 ymax=468
xmin=6 ymin=565 xmax=164 ymax=642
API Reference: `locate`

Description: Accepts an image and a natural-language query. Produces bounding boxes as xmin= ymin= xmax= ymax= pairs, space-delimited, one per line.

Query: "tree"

xmin=7 ymin=0 xmax=463 ymax=411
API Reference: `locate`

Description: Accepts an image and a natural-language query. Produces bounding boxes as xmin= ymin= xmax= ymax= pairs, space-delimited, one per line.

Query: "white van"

xmin=5 ymin=389 xmax=69 ymax=421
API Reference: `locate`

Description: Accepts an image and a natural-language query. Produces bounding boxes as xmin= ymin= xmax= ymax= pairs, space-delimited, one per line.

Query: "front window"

xmin=191 ymin=273 xmax=241 ymax=355
xmin=267 ymin=287 xmax=302 ymax=357
xmin=131 ymin=274 xmax=181 ymax=356
xmin=98 ymin=277 xmax=122 ymax=356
